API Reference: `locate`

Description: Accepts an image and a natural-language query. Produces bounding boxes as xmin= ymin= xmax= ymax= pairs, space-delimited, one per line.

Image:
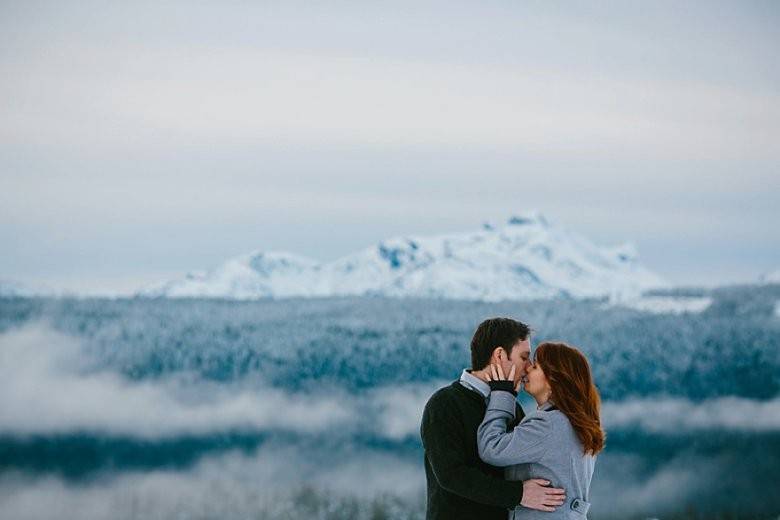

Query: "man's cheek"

xmin=507 ymin=361 xmax=518 ymax=379
xmin=504 ymin=360 xmax=514 ymax=376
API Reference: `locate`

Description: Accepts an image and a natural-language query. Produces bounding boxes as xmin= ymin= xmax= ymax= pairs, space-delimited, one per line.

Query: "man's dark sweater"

xmin=421 ymin=380 xmax=526 ymax=520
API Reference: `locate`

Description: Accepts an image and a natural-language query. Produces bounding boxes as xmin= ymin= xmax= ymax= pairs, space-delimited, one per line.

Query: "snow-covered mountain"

xmin=139 ymin=212 xmax=668 ymax=302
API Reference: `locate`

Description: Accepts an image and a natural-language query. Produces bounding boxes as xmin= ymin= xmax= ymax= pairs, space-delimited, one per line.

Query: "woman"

xmin=478 ymin=342 xmax=604 ymax=519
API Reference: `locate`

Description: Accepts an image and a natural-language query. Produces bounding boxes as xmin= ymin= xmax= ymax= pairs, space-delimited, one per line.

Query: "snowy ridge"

xmin=144 ymin=252 xmax=320 ymax=299
xmin=139 ymin=212 xmax=669 ymax=301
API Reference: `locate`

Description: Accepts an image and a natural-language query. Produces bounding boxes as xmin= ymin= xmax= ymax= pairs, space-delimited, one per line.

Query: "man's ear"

xmin=491 ymin=347 xmax=504 ymax=361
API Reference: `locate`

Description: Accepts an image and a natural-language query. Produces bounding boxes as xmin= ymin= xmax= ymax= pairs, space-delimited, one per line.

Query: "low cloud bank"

xmin=1 ymin=442 xmax=773 ymax=520
xmin=589 ymin=452 xmax=718 ymax=518
xmin=0 ymin=324 xmax=352 ymax=438
xmin=2 ymin=324 xmax=779 ymax=441
xmin=601 ymin=396 xmax=780 ymax=433
xmin=0 ymin=445 xmax=425 ymax=520
xmin=367 ymin=388 xmax=780 ymax=440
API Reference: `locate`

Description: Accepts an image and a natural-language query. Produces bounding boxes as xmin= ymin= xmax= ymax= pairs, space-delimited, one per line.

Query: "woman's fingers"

xmin=490 ymin=363 xmax=518 ymax=382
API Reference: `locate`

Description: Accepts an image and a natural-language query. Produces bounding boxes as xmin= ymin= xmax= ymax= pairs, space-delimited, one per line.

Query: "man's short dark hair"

xmin=470 ymin=317 xmax=531 ymax=370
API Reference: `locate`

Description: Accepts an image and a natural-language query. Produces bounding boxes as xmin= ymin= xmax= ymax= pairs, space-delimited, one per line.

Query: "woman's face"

xmin=524 ymin=360 xmax=552 ymax=401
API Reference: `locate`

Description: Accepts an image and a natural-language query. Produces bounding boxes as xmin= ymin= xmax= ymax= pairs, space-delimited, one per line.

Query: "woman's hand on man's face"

xmin=487 ymin=363 xmax=515 ymax=383
xmin=486 ymin=363 xmax=519 ymax=395
xmin=488 ymin=363 xmax=523 ymax=392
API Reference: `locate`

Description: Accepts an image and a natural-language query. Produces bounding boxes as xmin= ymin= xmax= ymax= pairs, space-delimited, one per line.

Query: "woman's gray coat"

xmin=478 ymin=390 xmax=596 ymax=519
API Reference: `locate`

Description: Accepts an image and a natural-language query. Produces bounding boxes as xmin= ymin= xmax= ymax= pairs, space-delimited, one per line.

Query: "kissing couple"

xmin=421 ymin=317 xmax=604 ymax=519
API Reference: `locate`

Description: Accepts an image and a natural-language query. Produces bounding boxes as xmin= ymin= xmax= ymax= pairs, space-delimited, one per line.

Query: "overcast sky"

xmin=1 ymin=0 xmax=778 ymax=294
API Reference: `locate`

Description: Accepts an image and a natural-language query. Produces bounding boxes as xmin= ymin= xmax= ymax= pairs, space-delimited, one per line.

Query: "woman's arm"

xmin=477 ymin=390 xmax=551 ymax=467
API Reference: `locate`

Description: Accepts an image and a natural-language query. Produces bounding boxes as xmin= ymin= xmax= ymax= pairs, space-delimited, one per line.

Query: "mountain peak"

xmin=506 ymin=210 xmax=548 ymax=227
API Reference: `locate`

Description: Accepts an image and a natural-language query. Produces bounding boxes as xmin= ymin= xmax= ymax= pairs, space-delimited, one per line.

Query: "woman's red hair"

xmin=535 ymin=341 xmax=605 ymax=455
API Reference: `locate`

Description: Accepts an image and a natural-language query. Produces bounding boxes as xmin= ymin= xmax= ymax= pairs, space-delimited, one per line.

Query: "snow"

xmin=610 ymin=295 xmax=713 ymax=315
xmin=139 ymin=212 xmax=670 ymax=301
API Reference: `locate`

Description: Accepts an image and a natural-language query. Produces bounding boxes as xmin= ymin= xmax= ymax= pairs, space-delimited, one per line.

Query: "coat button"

xmin=572 ymin=499 xmax=580 ymax=509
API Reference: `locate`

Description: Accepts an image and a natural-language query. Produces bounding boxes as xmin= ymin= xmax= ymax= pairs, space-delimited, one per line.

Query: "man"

xmin=420 ymin=317 xmax=566 ymax=519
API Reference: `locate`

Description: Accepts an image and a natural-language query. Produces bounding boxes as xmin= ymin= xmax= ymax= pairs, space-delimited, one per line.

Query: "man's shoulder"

xmin=425 ymin=381 xmax=461 ymax=406
xmin=425 ymin=380 xmax=482 ymax=412
xmin=421 ymin=382 xmax=462 ymax=436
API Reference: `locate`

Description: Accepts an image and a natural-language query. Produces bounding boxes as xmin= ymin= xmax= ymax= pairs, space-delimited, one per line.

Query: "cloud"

xmin=601 ymin=396 xmax=780 ymax=433
xmin=369 ymin=386 xmax=780 ymax=441
xmin=0 ymin=445 xmax=426 ymax=520
xmin=0 ymin=324 xmax=353 ymax=438
xmin=589 ymin=452 xmax=718 ymax=518
xmin=3 ymin=42 xmax=778 ymax=163
xmin=365 ymin=386 xmax=780 ymax=441
xmin=368 ymin=382 xmax=445 ymax=441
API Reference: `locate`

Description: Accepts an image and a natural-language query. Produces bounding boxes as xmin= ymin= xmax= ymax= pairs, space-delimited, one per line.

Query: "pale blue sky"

xmin=1 ymin=0 xmax=778 ymax=293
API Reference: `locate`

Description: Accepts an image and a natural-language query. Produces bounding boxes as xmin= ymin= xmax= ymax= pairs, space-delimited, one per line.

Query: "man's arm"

xmin=420 ymin=393 xmax=523 ymax=509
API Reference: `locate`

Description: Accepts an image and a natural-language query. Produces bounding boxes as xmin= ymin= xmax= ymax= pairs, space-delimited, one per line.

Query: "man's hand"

xmin=521 ymin=479 xmax=566 ymax=512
